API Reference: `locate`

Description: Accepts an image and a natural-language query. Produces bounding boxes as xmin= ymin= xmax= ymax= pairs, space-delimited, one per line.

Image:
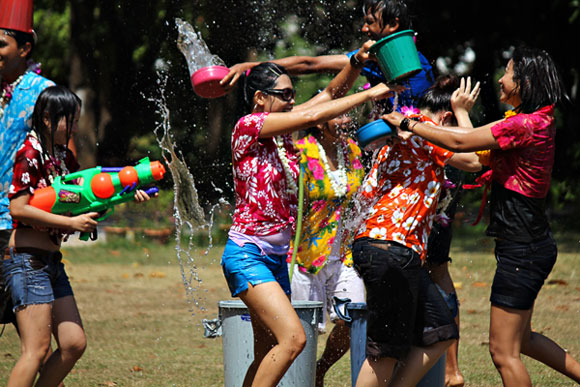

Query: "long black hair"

xmin=31 ymin=85 xmax=81 ymax=158
xmin=241 ymin=62 xmax=288 ymax=112
xmin=416 ymin=74 xmax=460 ymax=123
xmin=362 ymin=0 xmax=412 ymax=30
xmin=510 ymin=46 xmax=568 ymax=114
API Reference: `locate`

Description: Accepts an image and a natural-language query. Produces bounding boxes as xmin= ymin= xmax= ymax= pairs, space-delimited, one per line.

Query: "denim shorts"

xmin=221 ymin=239 xmax=291 ymax=297
xmin=490 ymin=235 xmax=557 ymax=310
xmin=2 ymin=247 xmax=74 ymax=311
xmin=353 ymin=238 xmax=458 ymax=360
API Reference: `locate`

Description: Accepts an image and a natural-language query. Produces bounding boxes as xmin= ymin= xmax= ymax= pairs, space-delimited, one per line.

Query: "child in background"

xmin=3 ymin=85 xmax=153 ymax=387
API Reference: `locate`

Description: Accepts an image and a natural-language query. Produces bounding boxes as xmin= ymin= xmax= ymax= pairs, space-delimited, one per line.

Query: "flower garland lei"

xmin=316 ymin=139 xmax=348 ymax=197
xmin=274 ymin=136 xmax=298 ymax=195
xmin=0 ymin=60 xmax=43 ymax=119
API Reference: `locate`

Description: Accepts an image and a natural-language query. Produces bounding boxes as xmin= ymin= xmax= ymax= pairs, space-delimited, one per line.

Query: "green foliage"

xmin=33 ymin=5 xmax=71 ymax=84
xmin=105 ymin=189 xmax=174 ymax=229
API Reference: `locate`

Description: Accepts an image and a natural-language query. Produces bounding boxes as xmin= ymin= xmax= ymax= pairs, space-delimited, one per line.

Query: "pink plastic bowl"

xmin=190 ymin=65 xmax=230 ymax=98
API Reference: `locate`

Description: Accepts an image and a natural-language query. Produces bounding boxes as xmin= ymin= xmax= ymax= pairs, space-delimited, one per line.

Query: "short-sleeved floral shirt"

xmin=9 ymin=134 xmax=79 ymax=235
xmin=230 ymin=113 xmax=299 ymax=236
xmin=288 ymin=135 xmax=365 ymax=274
xmin=490 ymin=105 xmax=555 ymax=198
xmin=354 ymin=131 xmax=453 ymax=259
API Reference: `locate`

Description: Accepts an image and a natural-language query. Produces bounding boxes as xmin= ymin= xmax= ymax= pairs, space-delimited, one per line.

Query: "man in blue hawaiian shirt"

xmin=1 ymin=26 xmax=54 ymax=249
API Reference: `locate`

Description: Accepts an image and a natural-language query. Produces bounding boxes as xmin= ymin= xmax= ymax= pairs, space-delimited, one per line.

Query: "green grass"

xmin=1 ymin=233 xmax=580 ymax=386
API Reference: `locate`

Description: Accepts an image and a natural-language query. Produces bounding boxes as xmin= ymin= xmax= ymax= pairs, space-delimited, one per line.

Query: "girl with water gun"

xmin=2 ymin=85 xmax=153 ymax=386
xmin=386 ymin=46 xmax=580 ymax=386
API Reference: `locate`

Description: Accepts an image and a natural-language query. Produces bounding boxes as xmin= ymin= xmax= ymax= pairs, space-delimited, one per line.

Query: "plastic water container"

xmin=333 ymin=299 xmax=367 ymax=387
xmin=356 ymin=119 xmax=396 ymax=151
xmin=417 ymin=354 xmax=446 ymax=387
xmin=218 ymin=300 xmax=322 ymax=387
xmin=333 ymin=298 xmax=445 ymax=387
xmin=369 ymin=30 xmax=422 ymax=82
xmin=190 ymin=65 xmax=229 ymax=98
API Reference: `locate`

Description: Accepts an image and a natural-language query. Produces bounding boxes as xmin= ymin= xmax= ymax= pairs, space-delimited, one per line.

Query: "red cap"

xmin=0 ymin=0 xmax=34 ymax=34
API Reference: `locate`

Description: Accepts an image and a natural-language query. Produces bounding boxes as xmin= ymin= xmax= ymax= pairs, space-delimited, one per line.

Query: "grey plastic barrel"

xmin=219 ymin=300 xmax=322 ymax=387
xmin=335 ymin=300 xmax=445 ymax=387
xmin=417 ymin=354 xmax=446 ymax=387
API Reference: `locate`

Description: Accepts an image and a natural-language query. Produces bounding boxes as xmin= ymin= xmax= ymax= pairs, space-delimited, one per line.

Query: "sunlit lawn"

xmin=1 ymin=230 xmax=579 ymax=386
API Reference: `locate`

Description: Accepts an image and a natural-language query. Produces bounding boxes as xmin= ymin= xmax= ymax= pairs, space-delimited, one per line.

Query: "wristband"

xmin=410 ymin=120 xmax=420 ymax=132
xmin=400 ymin=117 xmax=411 ymax=131
xmin=350 ymin=54 xmax=364 ymax=69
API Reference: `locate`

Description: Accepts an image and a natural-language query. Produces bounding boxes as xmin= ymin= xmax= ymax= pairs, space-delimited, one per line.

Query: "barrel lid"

xmin=218 ymin=300 xmax=323 ymax=309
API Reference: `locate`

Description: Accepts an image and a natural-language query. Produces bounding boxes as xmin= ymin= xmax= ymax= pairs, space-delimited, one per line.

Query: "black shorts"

xmin=353 ymin=238 xmax=458 ymax=360
xmin=490 ymin=235 xmax=557 ymax=310
xmin=425 ymin=221 xmax=453 ymax=266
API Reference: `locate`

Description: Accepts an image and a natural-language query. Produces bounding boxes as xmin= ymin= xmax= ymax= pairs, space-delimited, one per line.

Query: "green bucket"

xmin=370 ymin=29 xmax=421 ymax=82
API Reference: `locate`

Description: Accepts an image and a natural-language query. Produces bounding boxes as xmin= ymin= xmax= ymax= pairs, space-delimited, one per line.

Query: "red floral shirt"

xmin=490 ymin=105 xmax=555 ymax=198
xmin=9 ymin=134 xmax=79 ymax=232
xmin=230 ymin=113 xmax=299 ymax=236
xmin=354 ymin=132 xmax=453 ymax=258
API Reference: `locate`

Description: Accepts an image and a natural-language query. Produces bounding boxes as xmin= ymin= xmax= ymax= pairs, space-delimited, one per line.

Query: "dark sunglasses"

xmin=262 ymin=88 xmax=296 ymax=102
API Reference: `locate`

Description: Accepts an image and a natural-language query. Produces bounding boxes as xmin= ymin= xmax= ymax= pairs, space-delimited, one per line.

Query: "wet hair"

xmin=242 ymin=62 xmax=289 ymax=112
xmin=1 ymin=28 xmax=35 ymax=58
xmin=362 ymin=0 xmax=412 ymax=30
xmin=416 ymin=74 xmax=460 ymax=125
xmin=509 ymin=46 xmax=568 ymax=114
xmin=32 ymin=85 xmax=81 ymax=158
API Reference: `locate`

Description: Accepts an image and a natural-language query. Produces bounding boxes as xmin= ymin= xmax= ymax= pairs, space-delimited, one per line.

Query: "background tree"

xmin=31 ymin=0 xmax=580 ymax=228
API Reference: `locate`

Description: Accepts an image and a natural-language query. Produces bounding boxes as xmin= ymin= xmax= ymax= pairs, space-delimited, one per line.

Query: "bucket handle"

xmin=333 ymin=296 xmax=353 ymax=323
xmin=202 ymin=318 xmax=222 ymax=338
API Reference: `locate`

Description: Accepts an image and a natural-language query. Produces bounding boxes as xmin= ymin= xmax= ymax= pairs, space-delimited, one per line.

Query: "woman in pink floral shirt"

xmin=386 ymin=47 xmax=580 ymax=386
xmin=221 ymin=41 xmax=400 ymax=386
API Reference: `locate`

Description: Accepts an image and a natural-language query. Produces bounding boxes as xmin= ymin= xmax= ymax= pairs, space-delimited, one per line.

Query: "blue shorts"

xmin=2 ymin=247 xmax=74 ymax=311
xmin=221 ymin=239 xmax=291 ymax=297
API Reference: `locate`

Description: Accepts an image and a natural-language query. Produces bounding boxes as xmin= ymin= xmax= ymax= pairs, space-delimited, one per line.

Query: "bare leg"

xmin=242 ymin=309 xmax=277 ymax=387
xmin=427 ymin=262 xmax=464 ymax=387
xmin=389 ymin=340 xmax=453 ymax=387
xmin=489 ymin=304 xmax=532 ymax=387
xmin=520 ymin=307 xmax=580 ymax=383
xmin=316 ymin=321 xmax=350 ymax=387
xmin=355 ymin=357 xmax=397 ymax=387
xmin=239 ymin=282 xmax=306 ymax=387
xmin=445 ymin=313 xmax=464 ymax=387
xmin=36 ymin=295 xmax=86 ymax=387
xmin=7 ymin=304 xmax=52 ymax=387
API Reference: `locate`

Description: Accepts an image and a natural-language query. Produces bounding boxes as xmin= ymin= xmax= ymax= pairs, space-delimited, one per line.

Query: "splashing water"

xmin=176 ymin=18 xmax=226 ymax=76
xmin=149 ymin=72 xmax=210 ymax=313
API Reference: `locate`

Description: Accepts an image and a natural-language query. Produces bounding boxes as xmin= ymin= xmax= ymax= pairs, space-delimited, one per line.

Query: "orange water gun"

xmin=29 ymin=157 xmax=166 ymax=240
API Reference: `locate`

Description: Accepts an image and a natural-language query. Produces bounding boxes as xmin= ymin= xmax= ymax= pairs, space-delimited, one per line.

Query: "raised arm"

xmin=451 ymin=76 xmax=480 ymax=128
xmin=260 ymin=83 xmax=394 ymax=138
xmin=221 ymin=55 xmax=349 ymax=90
xmin=295 ymin=41 xmax=380 ymax=111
